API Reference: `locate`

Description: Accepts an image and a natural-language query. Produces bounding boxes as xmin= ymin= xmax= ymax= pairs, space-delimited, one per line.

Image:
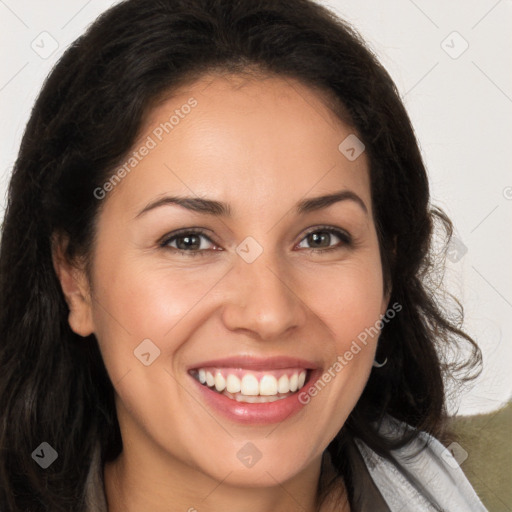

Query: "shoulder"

xmin=354 ymin=415 xmax=488 ymax=511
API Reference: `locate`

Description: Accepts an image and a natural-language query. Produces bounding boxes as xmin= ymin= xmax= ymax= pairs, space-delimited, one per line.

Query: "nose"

xmin=221 ymin=249 xmax=307 ymax=341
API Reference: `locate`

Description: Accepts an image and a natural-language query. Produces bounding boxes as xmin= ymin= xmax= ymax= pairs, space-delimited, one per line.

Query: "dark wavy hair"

xmin=0 ymin=0 xmax=482 ymax=510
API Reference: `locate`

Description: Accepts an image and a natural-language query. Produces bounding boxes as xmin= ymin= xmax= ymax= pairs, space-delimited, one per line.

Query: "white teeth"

xmin=226 ymin=374 xmax=241 ymax=393
xmin=289 ymin=373 xmax=298 ymax=392
xmin=259 ymin=375 xmax=278 ymax=396
xmin=277 ymin=374 xmax=290 ymax=394
xmin=195 ymin=369 xmax=309 ymax=399
xmin=298 ymin=370 xmax=306 ymax=389
xmin=214 ymin=372 xmax=226 ymax=392
xmin=241 ymin=374 xmax=259 ymax=396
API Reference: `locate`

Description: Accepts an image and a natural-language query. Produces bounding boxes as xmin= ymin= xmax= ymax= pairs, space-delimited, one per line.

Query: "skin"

xmin=53 ymin=72 xmax=390 ymax=512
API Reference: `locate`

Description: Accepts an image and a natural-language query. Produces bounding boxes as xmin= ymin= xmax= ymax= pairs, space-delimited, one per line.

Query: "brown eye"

xmin=296 ymin=227 xmax=351 ymax=252
xmin=306 ymin=232 xmax=331 ymax=248
xmin=160 ymin=229 xmax=217 ymax=257
xmin=174 ymin=234 xmax=202 ymax=251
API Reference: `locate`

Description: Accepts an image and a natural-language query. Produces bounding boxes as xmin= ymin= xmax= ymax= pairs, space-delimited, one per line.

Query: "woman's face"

xmin=70 ymin=73 xmax=389 ymax=487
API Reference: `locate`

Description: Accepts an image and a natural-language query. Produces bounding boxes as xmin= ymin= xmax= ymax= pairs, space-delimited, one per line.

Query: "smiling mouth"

xmin=189 ymin=367 xmax=311 ymax=403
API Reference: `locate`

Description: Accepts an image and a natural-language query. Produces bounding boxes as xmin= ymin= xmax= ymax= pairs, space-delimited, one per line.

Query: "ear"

xmin=51 ymin=232 xmax=95 ymax=337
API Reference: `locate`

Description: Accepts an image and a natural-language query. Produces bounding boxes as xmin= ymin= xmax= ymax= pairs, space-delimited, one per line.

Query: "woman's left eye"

xmin=296 ymin=227 xmax=351 ymax=253
xmin=160 ymin=226 xmax=351 ymax=257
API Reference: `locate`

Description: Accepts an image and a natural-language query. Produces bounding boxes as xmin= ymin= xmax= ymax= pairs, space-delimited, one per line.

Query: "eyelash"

xmin=159 ymin=226 xmax=352 ymax=258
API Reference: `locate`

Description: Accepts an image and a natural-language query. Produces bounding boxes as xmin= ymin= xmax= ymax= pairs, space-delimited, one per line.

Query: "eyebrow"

xmin=134 ymin=189 xmax=368 ymax=219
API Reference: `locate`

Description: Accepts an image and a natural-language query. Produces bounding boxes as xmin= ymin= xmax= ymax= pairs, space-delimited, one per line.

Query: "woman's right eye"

xmin=160 ymin=229 xmax=218 ymax=257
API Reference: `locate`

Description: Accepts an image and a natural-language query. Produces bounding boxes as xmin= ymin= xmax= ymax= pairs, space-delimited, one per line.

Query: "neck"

xmin=103 ymin=441 xmax=348 ymax=512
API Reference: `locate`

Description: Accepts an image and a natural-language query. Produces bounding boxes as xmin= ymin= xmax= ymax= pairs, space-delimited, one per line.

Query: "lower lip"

xmin=189 ymin=370 xmax=321 ymax=425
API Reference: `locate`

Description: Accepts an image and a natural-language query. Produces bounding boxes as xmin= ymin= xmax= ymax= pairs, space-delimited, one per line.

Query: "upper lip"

xmin=187 ymin=355 xmax=320 ymax=371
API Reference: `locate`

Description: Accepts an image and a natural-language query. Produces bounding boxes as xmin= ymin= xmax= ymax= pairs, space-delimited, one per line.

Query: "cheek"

xmin=304 ymin=257 xmax=386 ymax=348
xmin=88 ymin=254 xmax=239 ymax=419
xmin=295 ymin=253 xmax=385 ymax=415
xmin=90 ymin=256 xmax=223 ymax=358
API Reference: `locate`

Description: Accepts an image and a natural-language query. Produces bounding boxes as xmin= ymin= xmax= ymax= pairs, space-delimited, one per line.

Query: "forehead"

xmin=102 ymin=72 xmax=371 ymax=219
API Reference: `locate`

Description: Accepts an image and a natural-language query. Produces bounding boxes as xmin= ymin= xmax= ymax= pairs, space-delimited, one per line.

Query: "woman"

xmin=0 ymin=0 xmax=486 ymax=510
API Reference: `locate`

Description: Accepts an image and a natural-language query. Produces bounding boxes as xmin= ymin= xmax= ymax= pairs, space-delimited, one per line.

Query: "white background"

xmin=1 ymin=0 xmax=511 ymax=416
